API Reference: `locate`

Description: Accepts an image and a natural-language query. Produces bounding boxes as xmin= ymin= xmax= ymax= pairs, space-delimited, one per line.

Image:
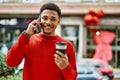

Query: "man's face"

xmin=40 ymin=10 xmax=60 ymax=36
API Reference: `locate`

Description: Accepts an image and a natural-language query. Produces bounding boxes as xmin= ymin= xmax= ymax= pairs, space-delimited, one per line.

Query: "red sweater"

xmin=6 ymin=32 xmax=77 ymax=80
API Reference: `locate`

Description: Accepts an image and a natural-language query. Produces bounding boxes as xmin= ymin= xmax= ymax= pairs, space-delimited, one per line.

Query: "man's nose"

xmin=46 ymin=19 xmax=51 ymax=25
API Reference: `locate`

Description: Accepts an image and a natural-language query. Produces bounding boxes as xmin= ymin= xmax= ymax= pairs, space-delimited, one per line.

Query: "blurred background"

xmin=0 ymin=0 xmax=120 ymax=80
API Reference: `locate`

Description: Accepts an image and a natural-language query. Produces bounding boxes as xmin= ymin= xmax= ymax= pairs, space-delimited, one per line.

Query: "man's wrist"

xmin=23 ymin=30 xmax=30 ymax=38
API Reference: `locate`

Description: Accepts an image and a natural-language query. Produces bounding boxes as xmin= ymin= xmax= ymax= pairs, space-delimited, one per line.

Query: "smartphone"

xmin=34 ymin=16 xmax=41 ymax=33
xmin=56 ymin=42 xmax=67 ymax=55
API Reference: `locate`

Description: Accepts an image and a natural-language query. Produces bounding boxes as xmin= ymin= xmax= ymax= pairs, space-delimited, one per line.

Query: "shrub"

xmin=0 ymin=54 xmax=16 ymax=77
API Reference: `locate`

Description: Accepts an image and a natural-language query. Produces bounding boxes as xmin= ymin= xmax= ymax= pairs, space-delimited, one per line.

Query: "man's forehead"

xmin=40 ymin=10 xmax=59 ymax=18
xmin=42 ymin=15 xmax=57 ymax=18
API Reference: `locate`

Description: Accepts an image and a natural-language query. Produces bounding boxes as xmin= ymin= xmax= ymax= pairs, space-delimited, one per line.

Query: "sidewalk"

xmin=114 ymin=68 xmax=120 ymax=79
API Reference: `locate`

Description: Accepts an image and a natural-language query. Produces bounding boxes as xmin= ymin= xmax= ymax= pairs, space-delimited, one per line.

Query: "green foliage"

xmin=0 ymin=54 xmax=15 ymax=77
xmin=0 ymin=71 xmax=22 ymax=80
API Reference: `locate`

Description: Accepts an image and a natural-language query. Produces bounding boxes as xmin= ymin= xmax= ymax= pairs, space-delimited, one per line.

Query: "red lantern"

xmin=97 ymin=9 xmax=104 ymax=18
xmin=92 ymin=16 xmax=99 ymax=25
xmin=88 ymin=8 xmax=98 ymax=16
xmin=84 ymin=14 xmax=92 ymax=25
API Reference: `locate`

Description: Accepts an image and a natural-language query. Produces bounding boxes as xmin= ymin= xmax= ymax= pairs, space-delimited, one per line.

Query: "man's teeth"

xmin=45 ymin=26 xmax=52 ymax=28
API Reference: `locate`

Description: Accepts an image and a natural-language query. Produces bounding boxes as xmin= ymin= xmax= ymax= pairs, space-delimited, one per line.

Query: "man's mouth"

xmin=44 ymin=26 xmax=53 ymax=30
xmin=42 ymin=25 xmax=53 ymax=34
xmin=42 ymin=23 xmax=54 ymax=32
xmin=43 ymin=24 xmax=53 ymax=29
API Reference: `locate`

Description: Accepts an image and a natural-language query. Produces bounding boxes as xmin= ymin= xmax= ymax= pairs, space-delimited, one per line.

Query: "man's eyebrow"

xmin=51 ymin=16 xmax=57 ymax=19
xmin=42 ymin=16 xmax=57 ymax=19
xmin=42 ymin=15 xmax=47 ymax=18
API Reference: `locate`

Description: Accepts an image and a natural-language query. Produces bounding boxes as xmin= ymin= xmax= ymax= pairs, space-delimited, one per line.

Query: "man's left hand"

xmin=54 ymin=51 xmax=68 ymax=70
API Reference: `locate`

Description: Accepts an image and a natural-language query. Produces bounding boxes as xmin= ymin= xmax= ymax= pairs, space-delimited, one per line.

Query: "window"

xmin=87 ymin=26 xmax=120 ymax=68
xmin=0 ymin=18 xmax=29 ymax=53
xmin=61 ymin=25 xmax=79 ymax=54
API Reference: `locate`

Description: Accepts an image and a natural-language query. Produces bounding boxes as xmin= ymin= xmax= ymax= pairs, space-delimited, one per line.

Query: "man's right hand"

xmin=26 ymin=19 xmax=41 ymax=37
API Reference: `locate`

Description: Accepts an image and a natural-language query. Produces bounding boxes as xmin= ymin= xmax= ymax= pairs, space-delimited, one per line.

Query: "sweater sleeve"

xmin=61 ymin=43 xmax=77 ymax=80
xmin=6 ymin=32 xmax=29 ymax=68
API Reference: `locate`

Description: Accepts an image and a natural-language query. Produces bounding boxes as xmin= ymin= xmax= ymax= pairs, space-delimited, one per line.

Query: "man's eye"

xmin=43 ymin=17 xmax=47 ymax=20
xmin=51 ymin=19 xmax=56 ymax=21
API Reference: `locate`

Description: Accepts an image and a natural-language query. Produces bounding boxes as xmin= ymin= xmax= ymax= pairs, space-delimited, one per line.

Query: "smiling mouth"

xmin=43 ymin=23 xmax=53 ymax=29
xmin=45 ymin=26 xmax=52 ymax=28
xmin=42 ymin=23 xmax=53 ymax=32
xmin=43 ymin=26 xmax=53 ymax=34
xmin=43 ymin=26 xmax=53 ymax=31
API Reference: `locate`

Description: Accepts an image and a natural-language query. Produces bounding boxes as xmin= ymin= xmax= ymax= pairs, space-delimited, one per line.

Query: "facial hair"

xmin=42 ymin=24 xmax=53 ymax=34
xmin=43 ymin=31 xmax=51 ymax=34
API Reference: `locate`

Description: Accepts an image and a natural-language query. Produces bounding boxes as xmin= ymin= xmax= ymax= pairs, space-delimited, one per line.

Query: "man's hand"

xmin=26 ymin=20 xmax=41 ymax=36
xmin=54 ymin=51 xmax=68 ymax=69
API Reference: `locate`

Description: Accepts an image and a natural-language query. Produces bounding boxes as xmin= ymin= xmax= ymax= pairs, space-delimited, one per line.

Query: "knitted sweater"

xmin=6 ymin=32 xmax=77 ymax=80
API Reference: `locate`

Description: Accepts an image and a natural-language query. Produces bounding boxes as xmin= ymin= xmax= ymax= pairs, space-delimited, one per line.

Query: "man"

xmin=6 ymin=3 xmax=77 ymax=80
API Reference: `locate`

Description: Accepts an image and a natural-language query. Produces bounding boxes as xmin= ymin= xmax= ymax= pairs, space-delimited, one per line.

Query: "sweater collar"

xmin=39 ymin=33 xmax=57 ymax=40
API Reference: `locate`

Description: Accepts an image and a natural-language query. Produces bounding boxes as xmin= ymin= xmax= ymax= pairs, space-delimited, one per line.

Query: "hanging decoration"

xmin=84 ymin=8 xmax=104 ymax=28
xmin=84 ymin=8 xmax=116 ymax=63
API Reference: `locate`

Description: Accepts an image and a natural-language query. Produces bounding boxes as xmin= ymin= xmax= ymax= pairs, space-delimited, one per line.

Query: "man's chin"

xmin=43 ymin=31 xmax=51 ymax=34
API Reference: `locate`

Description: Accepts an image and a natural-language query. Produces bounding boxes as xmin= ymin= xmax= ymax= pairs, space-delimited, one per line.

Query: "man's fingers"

xmin=56 ymin=51 xmax=66 ymax=58
xmin=33 ymin=27 xmax=39 ymax=33
xmin=54 ymin=53 xmax=68 ymax=69
xmin=31 ymin=20 xmax=40 ymax=26
xmin=54 ymin=54 xmax=63 ymax=64
xmin=30 ymin=20 xmax=42 ymax=33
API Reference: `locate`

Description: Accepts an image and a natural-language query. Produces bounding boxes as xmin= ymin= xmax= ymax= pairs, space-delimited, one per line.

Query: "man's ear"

xmin=58 ymin=19 xmax=60 ymax=23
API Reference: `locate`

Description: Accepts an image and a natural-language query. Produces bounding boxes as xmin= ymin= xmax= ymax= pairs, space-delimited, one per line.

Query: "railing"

xmin=0 ymin=0 xmax=120 ymax=3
